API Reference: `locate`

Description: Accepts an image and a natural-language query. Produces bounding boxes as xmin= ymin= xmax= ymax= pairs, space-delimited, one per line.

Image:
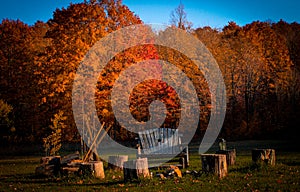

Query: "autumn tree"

xmin=194 ymin=21 xmax=294 ymax=139
xmin=240 ymin=21 xmax=292 ymax=136
xmin=36 ymin=0 xmax=142 ymax=142
xmin=0 ymin=99 xmax=14 ymax=144
xmin=272 ymin=20 xmax=300 ymax=137
xmin=93 ymin=31 xmax=162 ymax=140
xmin=170 ymin=2 xmax=192 ymax=31
xmin=0 ymin=19 xmax=48 ymax=143
xmin=43 ymin=110 xmax=66 ymax=156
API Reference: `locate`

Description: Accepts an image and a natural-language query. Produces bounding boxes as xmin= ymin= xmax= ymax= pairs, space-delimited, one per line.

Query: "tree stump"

xmin=252 ymin=149 xmax=275 ymax=166
xmin=123 ymin=158 xmax=150 ymax=182
xmin=216 ymin=149 xmax=236 ymax=166
xmin=79 ymin=161 xmax=105 ymax=179
xmin=108 ymin=155 xmax=128 ymax=171
xmin=201 ymin=154 xmax=227 ymax=178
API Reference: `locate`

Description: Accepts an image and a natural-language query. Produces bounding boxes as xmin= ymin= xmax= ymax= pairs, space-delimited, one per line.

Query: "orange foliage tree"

xmin=36 ymin=0 xmax=143 ymax=142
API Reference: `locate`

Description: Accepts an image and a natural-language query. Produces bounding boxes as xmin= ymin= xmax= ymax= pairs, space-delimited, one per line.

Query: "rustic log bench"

xmin=136 ymin=128 xmax=189 ymax=168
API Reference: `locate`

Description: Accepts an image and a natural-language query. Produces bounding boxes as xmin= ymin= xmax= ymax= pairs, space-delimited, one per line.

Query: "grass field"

xmin=0 ymin=140 xmax=299 ymax=192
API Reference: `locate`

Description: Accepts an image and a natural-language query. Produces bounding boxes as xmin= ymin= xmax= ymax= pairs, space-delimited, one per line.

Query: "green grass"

xmin=0 ymin=140 xmax=300 ymax=191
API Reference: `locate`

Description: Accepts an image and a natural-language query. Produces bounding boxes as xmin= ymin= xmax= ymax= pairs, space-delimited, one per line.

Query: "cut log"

xmin=79 ymin=161 xmax=105 ymax=179
xmin=108 ymin=155 xmax=128 ymax=171
xmin=36 ymin=156 xmax=61 ymax=176
xmin=40 ymin=156 xmax=61 ymax=165
xmin=201 ymin=154 xmax=227 ymax=178
xmin=62 ymin=167 xmax=80 ymax=173
xmin=252 ymin=149 xmax=275 ymax=166
xmin=123 ymin=158 xmax=150 ymax=182
xmin=61 ymin=152 xmax=80 ymax=165
xmin=35 ymin=165 xmax=55 ymax=176
xmin=216 ymin=149 xmax=236 ymax=166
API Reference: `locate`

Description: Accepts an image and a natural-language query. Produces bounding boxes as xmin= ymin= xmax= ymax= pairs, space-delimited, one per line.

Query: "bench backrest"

xmin=138 ymin=128 xmax=183 ymax=154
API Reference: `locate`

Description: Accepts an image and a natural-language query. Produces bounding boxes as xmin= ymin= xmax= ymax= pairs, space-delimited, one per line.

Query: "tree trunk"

xmin=123 ymin=158 xmax=150 ymax=182
xmin=252 ymin=149 xmax=275 ymax=166
xmin=216 ymin=149 xmax=236 ymax=166
xmin=108 ymin=155 xmax=128 ymax=171
xmin=201 ymin=154 xmax=227 ymax=178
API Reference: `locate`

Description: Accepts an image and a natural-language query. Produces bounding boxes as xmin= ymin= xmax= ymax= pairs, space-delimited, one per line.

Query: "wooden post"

xmin=79 ymin=161 xmax=105 ymax=179
xmin=216 ymin=149 xmax=236 ymax=166
xmin=201 ymin=154 xmax=227 ymax=178
xmin=123 ymin=158 xmax=150 ymax=182
xmin=252 ymin=149 xmax=275 ymax=166
xmin=108 ymin=155 xmax=128 ymax=171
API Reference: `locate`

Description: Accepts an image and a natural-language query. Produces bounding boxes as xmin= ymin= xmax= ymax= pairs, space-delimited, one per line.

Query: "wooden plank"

xmin=155 ymin=128 xmax=161 ymax=153
xmin=150 ymin=129 xmax=157 ymax=153
xmin=138 ymin=132 xmax=145 ymax=153
xmin=143 ymin=130 xmax=150 ymax=151
xmin=162 ymin=128 xmax=167 ymax=153
xmin=169 ymin=129 xmax=177 ymax=154
xmin=172 ymin=129 xmax=178 ymax=154
xmin=139 ymin=132 xmax=148 ymax=153
xmin=153 ymin=129 xmax=160 ymax=153
xmin=149 ymin=129 xmax=157 ymax=154
xmin=167 ymin=128 xmax=172 ymax=153
xmin=147 ymin=130 xmax=154 ymax=152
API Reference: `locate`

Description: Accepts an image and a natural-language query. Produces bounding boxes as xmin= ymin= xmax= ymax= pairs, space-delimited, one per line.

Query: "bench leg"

xmin=180 ymin=157 xmax=186 ymax=169
xmin=179 ymin=153 xmax=189 ymax=169
xmin=184 ymin=146 xmax=189 ymax=168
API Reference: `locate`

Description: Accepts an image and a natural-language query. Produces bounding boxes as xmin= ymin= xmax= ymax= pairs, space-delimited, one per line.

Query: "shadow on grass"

xmin=281 ymin=161 xmax=300 ymax=166
xmin=0 ymin=172 xmax=136 ymax=188
xmin=229 ymin=163 xmax=274 ymax=174
xmin=0 ymin=173 xmax=60 ymax=184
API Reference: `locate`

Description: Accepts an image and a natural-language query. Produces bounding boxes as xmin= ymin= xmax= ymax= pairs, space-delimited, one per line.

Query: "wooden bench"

xmin=137 ymin=128 xmax=189 ymax=168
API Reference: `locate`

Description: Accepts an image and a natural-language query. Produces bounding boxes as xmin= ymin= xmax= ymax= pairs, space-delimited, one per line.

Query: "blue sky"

xmin=0 ymin=0 xmax=299 ymax=28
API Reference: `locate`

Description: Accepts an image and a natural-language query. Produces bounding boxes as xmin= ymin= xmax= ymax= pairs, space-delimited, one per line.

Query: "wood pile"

xmin=35 ymin=156 xmax=61 ymax=176
xmin=35 ymin=152 xmax=82 ymax=176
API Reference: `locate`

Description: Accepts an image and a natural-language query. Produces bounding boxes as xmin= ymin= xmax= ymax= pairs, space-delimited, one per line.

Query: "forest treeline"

xmin=0 ymin=0 xmax=299 ymax=146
